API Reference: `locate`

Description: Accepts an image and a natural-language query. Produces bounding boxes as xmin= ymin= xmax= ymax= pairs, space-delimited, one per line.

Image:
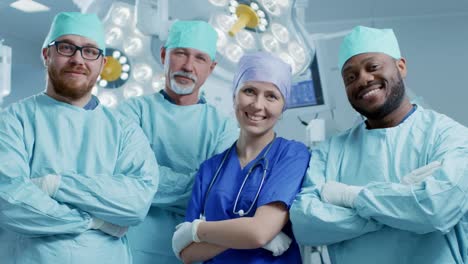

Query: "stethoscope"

xmin=200 ymin=136 xmax=276 ymax=220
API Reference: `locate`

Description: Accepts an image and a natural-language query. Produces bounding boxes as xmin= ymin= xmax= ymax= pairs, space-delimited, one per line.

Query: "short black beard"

xmin=351 ymin=73 xmax=405 ymax=120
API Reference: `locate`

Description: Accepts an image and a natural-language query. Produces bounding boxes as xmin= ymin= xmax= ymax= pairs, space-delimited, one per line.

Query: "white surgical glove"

xmin=89 ymin=217 xmax=128 ymax=238
xmin=262 ymin=231 xmax=292 ymax=256
xmin=30 ymin=174 xmax=61 ymax=197
xmin=172 ymin=221 xmax=200 ymax=259
xmin=401 ymin=160 xmax=443 ymax=185
xmin=321 ymin=181 xmax=363 ymax=208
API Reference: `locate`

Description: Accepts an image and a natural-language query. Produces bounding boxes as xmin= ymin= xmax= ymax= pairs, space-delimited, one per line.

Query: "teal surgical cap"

xmin=165 ymin=20 xmax=218 ymax=60
xmin=42 ymin=12 xmax=105 ymax=52
xmin=338 ymin=26 xmax=401 ymax=71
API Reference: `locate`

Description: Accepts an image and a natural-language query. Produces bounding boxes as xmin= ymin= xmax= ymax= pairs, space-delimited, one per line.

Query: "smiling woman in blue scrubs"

xmin=171 ymin=52 xmax=310 ymax=264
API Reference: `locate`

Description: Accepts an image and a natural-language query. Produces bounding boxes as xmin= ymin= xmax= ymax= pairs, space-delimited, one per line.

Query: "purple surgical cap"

xmin=233 ymin=52 xmax=292 ymax=110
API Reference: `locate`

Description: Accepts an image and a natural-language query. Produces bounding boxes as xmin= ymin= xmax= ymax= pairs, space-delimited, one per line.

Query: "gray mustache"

xmin=171 ymin=71 xmax=197 ymax=82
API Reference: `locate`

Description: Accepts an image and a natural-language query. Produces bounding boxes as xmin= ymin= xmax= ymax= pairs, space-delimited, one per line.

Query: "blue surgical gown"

xmin=290 ymin=106 xmax=468 ymax=264
xmin=186 ymin=137 xmax=310 ymax=263
xmin=118 ymin=92 xmax=239 ymax=264
xmin=0 ymin=94 xmax=159 ymax=264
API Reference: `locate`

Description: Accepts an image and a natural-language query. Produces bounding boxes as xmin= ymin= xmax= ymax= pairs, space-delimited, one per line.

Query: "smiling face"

xmin=161 ymin=47 xmax=216 ymax=100
xmin=43 ymin=34 xmax=106 ymax=102
xmin=234 ymin=81 xmax=285 ymax=138
xmin=341 ymin=52 xmax=407 ymax=120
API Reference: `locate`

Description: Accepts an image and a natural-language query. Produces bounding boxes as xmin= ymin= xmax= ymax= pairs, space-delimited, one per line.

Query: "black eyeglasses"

xmin=48 ymin=41 xmax=104 ymax=61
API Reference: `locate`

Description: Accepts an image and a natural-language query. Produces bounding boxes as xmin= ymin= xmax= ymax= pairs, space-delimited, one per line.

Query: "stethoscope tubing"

xmin=200 ymin=136 xmax=276 ymax=219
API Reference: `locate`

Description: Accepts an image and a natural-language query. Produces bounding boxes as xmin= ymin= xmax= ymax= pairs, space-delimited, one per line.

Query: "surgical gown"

xmin=186 ymin=137 xmax=310 ymax=263
xmin=290 ymin=106 xmax=468 ymax=264
xmin=0 ymin=94 xmax=159 ymax=264
xmin=118 ymin=92 xmax=239 ymax=264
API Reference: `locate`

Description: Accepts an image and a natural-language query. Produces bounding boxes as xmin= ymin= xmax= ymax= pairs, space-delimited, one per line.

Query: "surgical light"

xmin=121 ymin=72 xmax=129 ymax=80
xmin=119 ymin=56 xmax=128 ymax=64
xmin=112 ymin=50 xmax=121 ymax=58
xmin=216 ymin=14 xmax=236 ymax=32
xmin=235 ymin=30 xmax=255 ymax=50
xmin=271 ymin=23 xmax=289 ymax=43
xmin=261 ymin=0 xmax=281 ymax=16
xmin=278 ymin=52 xmax=296 ymax=74
xmin=209 ymin=0 xmax=229 ymax=6
xmin=276 ymin=0 xmax=289 ymax=7
xmin=111 ymin=6 xmax=131 ymax=26
xmin=123 ymin=84 xmax=144 ymax=99
xmin=207 ymin=0 xmax=313 ymax=78
xmin=123 ymin=37 xmax=143 ymax=56
xmin=225 ymin=43 xmax=244 ymax=62
xmin=152 ymin=75 xmax=165 ymax=92
xmin=121 ymin=63 xmax=130 ymax=72
xmin=288 ymin=41 xmax=306 ymax=64
xmin=228 ymin=4 xmax=259 ymax=36
xmin=105 ymin=27 xmax=122 ymax=45
xmin=98 ymin=92 xmax=118 ymax=108
xmin=99 ymin=80 xmax=108 ymax=87
xmin=86 ymin=1 xmax=161 ymax=106
xmin=132 ymin=63 xmax=153 ymax=83
xmin=215 ymin=28 xmax=228 ymax=49
xmin=250 ymin=2 xmax=259 ymax=10
xmin=261 ymin=34 xmax=279 ymax=52
xmin=99 ymin=47 xmax=131 ymax=89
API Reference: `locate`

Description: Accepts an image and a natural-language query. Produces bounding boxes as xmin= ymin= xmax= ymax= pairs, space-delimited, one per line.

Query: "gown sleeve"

xmin=290 ymin=141 xmax=383 ymax=246
xmin=53 ymin=117 xmax=159 ymax=226
xmin=0 ymin=112 xmax=91 ymax=237
xmin=354 ymin=117 xmax=468 ymax=234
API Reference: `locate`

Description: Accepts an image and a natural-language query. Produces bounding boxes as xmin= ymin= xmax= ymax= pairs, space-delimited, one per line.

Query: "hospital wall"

xmin=275 ymin=13 xmax=468 ymax=143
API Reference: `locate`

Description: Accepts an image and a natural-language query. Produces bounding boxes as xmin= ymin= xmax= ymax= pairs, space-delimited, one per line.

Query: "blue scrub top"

xmin=186 ymin=137 xmax=310 ymax=264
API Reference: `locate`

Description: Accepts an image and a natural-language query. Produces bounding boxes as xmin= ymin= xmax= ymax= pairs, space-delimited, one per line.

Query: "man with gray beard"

xmin=290 ymin=26 xmax=468 ymax=264
xmin=118 ymin=20 xmax=239 ymax=264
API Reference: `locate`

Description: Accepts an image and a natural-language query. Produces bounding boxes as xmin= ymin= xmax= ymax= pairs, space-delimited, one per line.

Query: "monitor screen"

xmin=287 ymin=53 xmax=325 ymax=109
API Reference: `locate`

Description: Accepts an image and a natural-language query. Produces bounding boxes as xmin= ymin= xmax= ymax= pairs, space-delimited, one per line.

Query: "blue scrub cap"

xmin=165 ymin=20 xmax=218 ymax=60
xmin=42 ymin=12 xmax=106 ymax=53
xmin=338 ymin=26 xmax=401 ymax=71
xmin=233 ymin=52 xmax=292 ymax=110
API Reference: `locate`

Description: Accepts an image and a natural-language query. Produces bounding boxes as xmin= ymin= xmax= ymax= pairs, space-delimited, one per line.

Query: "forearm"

xmin=355 ymin=179 xmax=467 ymax=234
xmin=197 ymin=203 xmax=288 ymax=249
xmin=0 ymin=180 xmax=90 ymax=236
xmin=180 ymin=242 xmax=227 ymax=263
xmin=55 ymin=171 xmax=157 ymax=226
xmin=152 ymin=166 xmax=195 ymax=209
xmin=290 ymin=192 xmax=382 ymax=245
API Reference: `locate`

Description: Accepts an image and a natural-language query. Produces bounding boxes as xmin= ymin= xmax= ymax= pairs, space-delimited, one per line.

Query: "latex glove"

xmin=321 ymin=181 xmax=363 ymax=208
xmin=89 ymin=217 xmax=128 ymax=238
xmin=172 ymin=220 xmax=201 ymax=259
xmin=263 ymin=231 xmax=292 ymax=256
xmin=401 ymin=160 xmax=443 ymax=185
xmin=30 ymin=174 xmax=61 ymax=197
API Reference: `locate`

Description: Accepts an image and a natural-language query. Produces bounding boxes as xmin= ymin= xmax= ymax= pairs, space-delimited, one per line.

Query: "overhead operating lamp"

xmin=209 ymin=0 xmax=312 ymax=76
xmin=77 ymin=0 xmax=312 ymax=109
xmin=86 ymin=2 xmax=163 ymax=107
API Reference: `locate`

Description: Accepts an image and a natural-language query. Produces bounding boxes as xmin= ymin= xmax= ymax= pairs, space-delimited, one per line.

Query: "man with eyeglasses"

xmin=118 ymin=20 xmax=239 ymax=264
xmin=0 ymin=12 xmax=159 ymax=264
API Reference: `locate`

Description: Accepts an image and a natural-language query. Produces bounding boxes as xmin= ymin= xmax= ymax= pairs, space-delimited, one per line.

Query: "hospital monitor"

xmin=286 ymin=43 xmax=332 ymax=114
